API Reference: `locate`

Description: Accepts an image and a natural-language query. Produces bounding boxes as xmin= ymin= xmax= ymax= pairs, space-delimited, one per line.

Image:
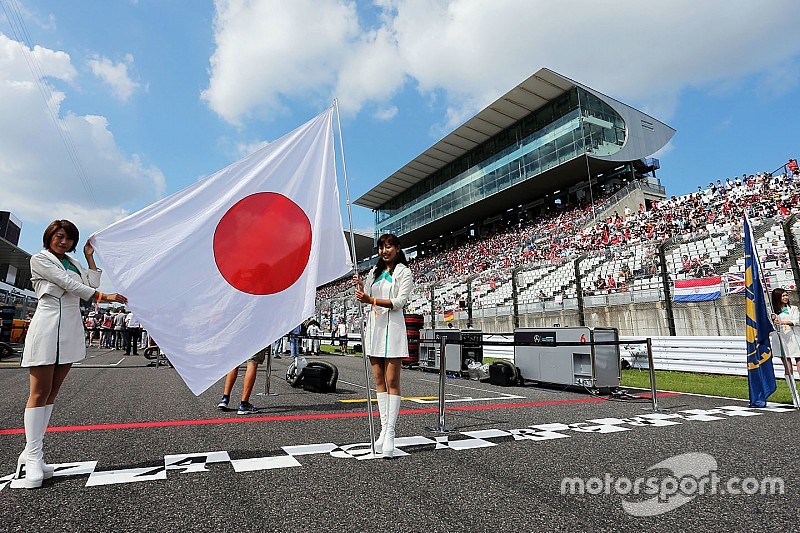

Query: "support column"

xmin=658 ymin=240 xmax=677 ymax=336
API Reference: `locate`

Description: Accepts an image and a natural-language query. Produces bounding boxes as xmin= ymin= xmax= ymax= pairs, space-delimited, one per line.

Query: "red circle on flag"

xmin=213 ymin=192 xmax=312 ymax=295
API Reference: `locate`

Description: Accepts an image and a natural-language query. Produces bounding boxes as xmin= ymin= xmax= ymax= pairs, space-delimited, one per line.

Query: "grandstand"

xmin=316 ymin=69 xmax=800 ymax=338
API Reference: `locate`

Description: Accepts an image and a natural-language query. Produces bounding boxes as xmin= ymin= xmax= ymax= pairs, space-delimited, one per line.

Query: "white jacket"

xmin=775 ymin=305 xmax=800 ymax=359
xmin=22 ymin=250 xmax=101 ymax=366
xmin=362 ymin=263 xmax=413 ymax=358
xmin=29 ymin=250 xmax=100 ymax=301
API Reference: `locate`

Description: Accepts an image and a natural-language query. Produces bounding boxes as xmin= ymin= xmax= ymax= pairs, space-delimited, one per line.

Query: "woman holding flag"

xmin=16 ymin=220 xmax=127 ymax=488
xmin=771 ymin=288 xmax=800 ymax=378
xmin=354 ymin=233 xmax=413 ymax=458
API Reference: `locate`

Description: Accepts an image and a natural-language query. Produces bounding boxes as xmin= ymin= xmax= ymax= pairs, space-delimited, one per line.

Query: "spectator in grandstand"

xmin=765 ymin=240 xmax=782 ymax=263
xmin=353 ymin=233 xmax=414 ymax=459
xmin=216 ymin=346 xmax=269 ymax=415
xmin=594 ymin=274 xmax=606 ymax=292
xmin=697 ymin=254 xmax=715 ymax=277
xmin=679 ymin=254 xmax=692 ymax=274
xmin=771 ymin=288 xmax=800 ymax=378
xmin=788 ymin=158 xmax=798 ymax=176
xmin=16 ymin=220 xmax=127 ymax=489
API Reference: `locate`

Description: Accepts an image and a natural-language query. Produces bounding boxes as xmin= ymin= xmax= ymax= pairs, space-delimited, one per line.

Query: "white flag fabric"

xmin=90 ymin=108 xmax=352 ymax=394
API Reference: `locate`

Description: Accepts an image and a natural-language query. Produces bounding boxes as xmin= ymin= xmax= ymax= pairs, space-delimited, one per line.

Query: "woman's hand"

xmin=353 ymin=274 xmax=369 ymax=303
xmin=355 ymin=287 xmax=369 ymax=304
xmin=104 ymin=293 xmax=128 ymax=304
xmin=84 ymin=241 xmax=99 ymax=270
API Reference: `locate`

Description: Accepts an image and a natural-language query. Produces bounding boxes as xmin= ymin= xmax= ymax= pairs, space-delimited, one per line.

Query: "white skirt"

xmin=22 ymin=293 xmax=87 ymax=367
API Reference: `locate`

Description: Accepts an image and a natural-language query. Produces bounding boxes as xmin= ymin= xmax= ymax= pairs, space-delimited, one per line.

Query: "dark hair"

xmin=772 ymin=288 xmax=788 ymax=313
xmin=373 ymin=233 xmax=408 ymax=281
xmin=43 ymin=219 xmax=79 ymax=253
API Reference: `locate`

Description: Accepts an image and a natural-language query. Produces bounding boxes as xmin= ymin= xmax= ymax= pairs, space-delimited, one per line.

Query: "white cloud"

xmin=202 ymin=0 xmax=360 ymax=124
xmin=0 ymin=34 xmax=164 ymax=251
xmin=651 ymin=140 xmax=675 ymax=160
xmin=235 ymin=139 xmax=271 ymax=158
xmin=87 ymin=53 xmax=140 ymax=102
xmin=203 ymin=0 xmax=800 ymax=131
xmin=373 ymin=105 xmax=398 ymax=120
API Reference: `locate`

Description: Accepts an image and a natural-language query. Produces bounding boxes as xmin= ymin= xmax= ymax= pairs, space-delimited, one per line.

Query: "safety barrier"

xmin=484 ymin=333 xmax=793 ymax=379
xmin=620 ymin=335 xmax=793 ymax=379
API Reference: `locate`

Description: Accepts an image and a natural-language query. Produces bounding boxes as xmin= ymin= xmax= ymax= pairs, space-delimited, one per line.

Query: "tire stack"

xmin=404 ymin=313 xmax=424 ymax=367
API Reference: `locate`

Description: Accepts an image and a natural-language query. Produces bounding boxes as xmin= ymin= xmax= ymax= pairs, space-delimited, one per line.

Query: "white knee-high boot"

xmin=373 ymin=392 xmax=388 ymax=453
xmin=17 ymin=407 xmax=48 ymax=488
xmin=383 ymin=394 xmax=401 ymax=459
xmin=17 ymin=404 xmax=54 ymax=479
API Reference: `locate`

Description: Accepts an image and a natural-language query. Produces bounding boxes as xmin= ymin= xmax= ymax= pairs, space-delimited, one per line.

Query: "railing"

xmin=589 ymin=179 xmax=665 ymax=225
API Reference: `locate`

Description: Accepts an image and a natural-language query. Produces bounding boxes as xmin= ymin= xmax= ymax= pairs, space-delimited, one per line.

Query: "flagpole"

xmin=746 ymin=215 xmax=800 ymax=407
xmin=333 ymin=99 xmax=378 ymax=454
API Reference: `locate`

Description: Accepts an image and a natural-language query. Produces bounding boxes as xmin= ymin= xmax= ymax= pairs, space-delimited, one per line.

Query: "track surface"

xmin=0 ymin=347 xmax=796 ymax=532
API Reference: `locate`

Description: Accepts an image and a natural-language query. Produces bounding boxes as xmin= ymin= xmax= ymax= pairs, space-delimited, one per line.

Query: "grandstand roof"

xmin=0 ymin=237 xmax=32 ymax=292
xmin=355 ymin=67 xmax=674 ymax=210
xmin=345 ymin=229 xmax=375 ymax=262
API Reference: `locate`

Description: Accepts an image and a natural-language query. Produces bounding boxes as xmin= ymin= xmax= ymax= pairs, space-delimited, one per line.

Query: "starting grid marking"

xmin=1 ymin=404 xmax=793 ymax=491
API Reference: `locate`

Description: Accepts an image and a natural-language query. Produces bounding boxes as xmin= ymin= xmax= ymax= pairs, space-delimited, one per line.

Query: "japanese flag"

xmin=90 ymin=108 xmax=351 ymax=394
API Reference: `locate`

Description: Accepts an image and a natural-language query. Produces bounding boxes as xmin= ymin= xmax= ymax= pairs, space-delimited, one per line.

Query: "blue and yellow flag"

xmin=744 ymin=216 xmax=776 ymax=407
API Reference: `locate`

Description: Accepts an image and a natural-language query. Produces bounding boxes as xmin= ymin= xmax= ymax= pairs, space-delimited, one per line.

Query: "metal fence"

xmin=321 ymin=215 xmax=800 ymax=337
xmin=0 ymin=289 xmax=36 ymax=319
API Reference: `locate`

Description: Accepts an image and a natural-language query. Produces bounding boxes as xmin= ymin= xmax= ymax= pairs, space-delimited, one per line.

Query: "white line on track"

xmin=337 ymin=378 xmax=525 ymax=403
xmin=74 ymin=358 xmax=125 ymax=367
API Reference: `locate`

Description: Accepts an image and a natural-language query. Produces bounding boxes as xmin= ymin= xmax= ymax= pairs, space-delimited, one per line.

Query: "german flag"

xmin=443 ymin=310 xmax=454 ymax=322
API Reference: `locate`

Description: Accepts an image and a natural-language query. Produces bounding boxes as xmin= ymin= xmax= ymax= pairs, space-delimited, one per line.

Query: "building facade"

xmin=356 ymin=68 xmax=675 ymax=247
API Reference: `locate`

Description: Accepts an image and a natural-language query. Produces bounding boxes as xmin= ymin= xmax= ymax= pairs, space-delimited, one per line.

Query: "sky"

xmin=1 ymin=0 xmax=799 ymax=292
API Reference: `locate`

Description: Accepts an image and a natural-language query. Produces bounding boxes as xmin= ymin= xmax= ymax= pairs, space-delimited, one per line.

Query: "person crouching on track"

xmin=353 ymin=233 xmax=414 ymax=459
xmin=17 ymin=220 xmax=127 ymax=489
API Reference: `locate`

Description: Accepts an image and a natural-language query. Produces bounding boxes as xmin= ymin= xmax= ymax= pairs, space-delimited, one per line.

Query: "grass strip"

xmin=622 ymin=369 xmax=794 ymax=404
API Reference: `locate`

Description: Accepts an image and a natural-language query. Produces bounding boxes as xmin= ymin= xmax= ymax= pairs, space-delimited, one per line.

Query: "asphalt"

xmin=0 ymin=346 xmax=797 ymax=532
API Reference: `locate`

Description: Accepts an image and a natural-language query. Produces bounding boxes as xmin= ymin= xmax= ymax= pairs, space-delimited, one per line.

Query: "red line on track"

xmin=0 ymin=393 xmax=676 ymax=435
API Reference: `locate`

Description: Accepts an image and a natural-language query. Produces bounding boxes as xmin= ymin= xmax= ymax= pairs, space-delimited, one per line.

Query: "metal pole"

xmin=782 ymin=215 xmax=800 ymax=298
xmin=646 ymin=337 xmax=659 ymax=412
xmin=466 ymin=274 xmax=477 ymax=327
xmin=333 ymin=99 xmax=377 ymax=455
xmin=657 ymin=240 xmax=677 ymax=336
xmin=511 ymin=266 xmax=521 ymax=329
xmin=427 ymin=335 xmax=455 ymax=433
xmin=429 ymin=283 xmax=436 ymax=329
xmin=778 ymin=346 xmax=800 ymax=408
xmin=257 ymin=348 xmax=278 ymax=397
xmin=575 ymin=256 xmax=586 ymax=326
